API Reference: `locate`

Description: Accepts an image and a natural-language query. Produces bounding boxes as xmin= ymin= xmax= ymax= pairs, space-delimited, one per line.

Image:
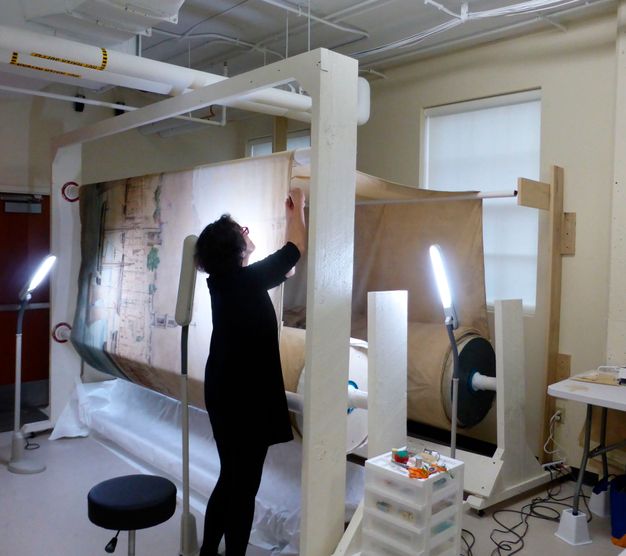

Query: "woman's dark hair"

xmin=195 ymin=214 xmax=246 ymax=275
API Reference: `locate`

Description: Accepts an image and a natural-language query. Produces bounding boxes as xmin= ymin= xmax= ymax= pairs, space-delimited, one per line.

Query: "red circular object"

xmin=61 ymin=181 xmax=80 ymax=202
xmin=52 ymin=322 xmax=72 ymax=343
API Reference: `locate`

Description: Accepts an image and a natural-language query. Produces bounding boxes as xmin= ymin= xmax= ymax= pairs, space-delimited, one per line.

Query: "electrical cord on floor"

xmin=461 ymin=528 xmax=476 ymax=555
xmin=489 ymin=466 xmax=592 ymax=555
xmin=24 ymin=433 xmax=40 ymax=451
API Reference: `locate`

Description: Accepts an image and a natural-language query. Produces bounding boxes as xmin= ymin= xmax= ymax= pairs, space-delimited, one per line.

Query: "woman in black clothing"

xmin=195 ymin=188 xmax=306 ymax=556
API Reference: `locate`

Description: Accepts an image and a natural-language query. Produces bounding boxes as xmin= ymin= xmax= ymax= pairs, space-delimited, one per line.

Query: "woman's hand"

xmin=285 ymin=188 xmax=306 ymax=255
xmin=286 ymin=188 xmax=306 ymax=213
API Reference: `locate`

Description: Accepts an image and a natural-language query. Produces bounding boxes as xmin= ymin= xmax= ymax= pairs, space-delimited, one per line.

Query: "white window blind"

xmin=423 ymin=92 xmax=541 ymax=309
xmin=247 ymin=130 xmax=311 ymax=157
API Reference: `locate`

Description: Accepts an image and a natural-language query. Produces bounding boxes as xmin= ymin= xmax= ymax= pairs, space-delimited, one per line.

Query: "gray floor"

xmin=0 ymin=430 xmax=622 ymax=556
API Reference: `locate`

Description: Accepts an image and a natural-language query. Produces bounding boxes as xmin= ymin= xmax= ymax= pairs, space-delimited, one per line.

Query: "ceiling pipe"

xmin=0 ymin=25 xmax=369 ymax=125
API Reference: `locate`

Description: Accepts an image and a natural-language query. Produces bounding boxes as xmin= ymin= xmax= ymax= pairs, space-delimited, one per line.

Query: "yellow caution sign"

xmin=31 ymin=48 xmax=108 ymax=71
xmin=10 ymin=52 xmax=81 ymax=78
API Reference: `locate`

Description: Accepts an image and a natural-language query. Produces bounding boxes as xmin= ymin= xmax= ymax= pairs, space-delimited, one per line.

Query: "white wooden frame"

xmin=44 ymin=48 xmax=359 ymax=556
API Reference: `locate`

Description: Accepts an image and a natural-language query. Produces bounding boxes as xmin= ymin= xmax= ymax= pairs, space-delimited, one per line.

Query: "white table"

xmin=548 ymin=376 xmax=626 ymax=516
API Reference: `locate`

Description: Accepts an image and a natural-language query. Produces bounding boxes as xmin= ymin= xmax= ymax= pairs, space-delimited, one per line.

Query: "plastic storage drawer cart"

xmin=362 ymin=452 xmax=464 ymax=556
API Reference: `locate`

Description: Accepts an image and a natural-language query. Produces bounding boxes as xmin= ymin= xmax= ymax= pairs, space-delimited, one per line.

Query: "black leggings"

xmin=200 ymin=438 xmax=268 ymax=556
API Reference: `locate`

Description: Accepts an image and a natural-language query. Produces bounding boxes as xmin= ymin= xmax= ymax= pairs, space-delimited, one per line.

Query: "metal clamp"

xmin=61 ymin=181 xmax=80 ymax=202
xmin=52 ymin=322 xmax=72 ymax=343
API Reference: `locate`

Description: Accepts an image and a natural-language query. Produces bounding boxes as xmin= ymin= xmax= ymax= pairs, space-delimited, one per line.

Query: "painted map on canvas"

xmin=71 ymin=153 xmax=292 ymax=408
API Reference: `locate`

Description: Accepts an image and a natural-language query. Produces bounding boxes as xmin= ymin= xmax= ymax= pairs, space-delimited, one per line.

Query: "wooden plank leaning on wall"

xmin=518 ymin=166 xmax=575 ymax=463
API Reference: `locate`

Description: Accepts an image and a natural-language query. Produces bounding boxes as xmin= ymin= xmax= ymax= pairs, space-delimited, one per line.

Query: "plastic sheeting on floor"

xmin=51 ymin=378 xmax=364 ymax=555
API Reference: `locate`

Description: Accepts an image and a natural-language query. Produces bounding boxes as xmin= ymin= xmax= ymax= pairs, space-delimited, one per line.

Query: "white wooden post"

xmin=367 ymin=291 xmax=408 ymax=458
xmin=49 ymin=145 xmax=83 ymax=424
xmin=299 ymin=50 xmax=359 ymax=556
xmin=494 ymin=299 xmax=530 ymax=482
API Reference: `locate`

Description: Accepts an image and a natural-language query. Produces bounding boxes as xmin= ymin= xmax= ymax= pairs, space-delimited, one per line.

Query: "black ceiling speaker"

xmin=73 ymin=94 xmax=85 ymax=112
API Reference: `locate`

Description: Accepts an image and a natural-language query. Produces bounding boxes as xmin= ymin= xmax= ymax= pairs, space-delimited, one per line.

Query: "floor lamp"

xmin=175 ymin=235 xmax=200 ymax=556
xmin=429 ymin=245 xmax=460 ymax=459
xmin=8 ymin=254 xmax=56 ymax=475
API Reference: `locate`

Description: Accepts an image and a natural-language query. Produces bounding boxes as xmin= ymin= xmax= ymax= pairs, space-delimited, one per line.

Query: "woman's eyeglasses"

xmin=241 ymin=226 xmax=249 ymax=236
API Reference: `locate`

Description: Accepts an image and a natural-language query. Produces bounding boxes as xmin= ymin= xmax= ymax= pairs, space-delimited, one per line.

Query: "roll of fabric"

xmin=279 ymin=326 xmax=369 ymax=453
xmin=350 ymin=319 xmax=495 ymax=430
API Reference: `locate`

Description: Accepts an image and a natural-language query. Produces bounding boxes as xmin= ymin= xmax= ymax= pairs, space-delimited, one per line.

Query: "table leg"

xmin=573 ymin=404 xmax=593 ymax=516
xmin=600 ymin=407 xmax=609 ymax=480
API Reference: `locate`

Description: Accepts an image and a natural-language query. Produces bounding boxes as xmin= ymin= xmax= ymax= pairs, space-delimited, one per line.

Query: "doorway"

xmin=0 ymin=193 xmax=50 ymax=431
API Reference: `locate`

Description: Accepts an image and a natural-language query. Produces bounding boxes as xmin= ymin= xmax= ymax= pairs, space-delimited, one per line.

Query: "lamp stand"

xmin=8 ymin=297 xmax=45 ymax=474
xmin=179 ymin=325 xmax=199 ymax=556
xmin=446 ymin=322 xmax=460 ymax=459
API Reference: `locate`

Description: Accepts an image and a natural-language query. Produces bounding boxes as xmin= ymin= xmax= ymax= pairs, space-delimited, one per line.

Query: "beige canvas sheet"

xmin=286 ymin=165 xmax=490 ymax=429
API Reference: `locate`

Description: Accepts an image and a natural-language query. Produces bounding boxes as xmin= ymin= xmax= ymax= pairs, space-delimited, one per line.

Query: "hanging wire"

xmin=543 ymin=409 xmax=566 ymax=459
xmin=352 ymin=0 xmax=594 ymax=58
xmin=308 ymin=0 xmax=311 ymax=51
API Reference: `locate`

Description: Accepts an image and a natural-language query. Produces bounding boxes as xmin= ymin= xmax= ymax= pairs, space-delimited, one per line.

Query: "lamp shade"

xmin=19 ymin=255 xmax=56 ymax=301
xmin=429 ymin=244 xmax=458 ymax=329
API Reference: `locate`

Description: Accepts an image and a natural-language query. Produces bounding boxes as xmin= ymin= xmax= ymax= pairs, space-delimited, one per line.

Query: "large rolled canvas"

xmin=286 ymin=166 xmax=490 ymax=430
xmin=72 ymin=153 xmax=293 ymax=409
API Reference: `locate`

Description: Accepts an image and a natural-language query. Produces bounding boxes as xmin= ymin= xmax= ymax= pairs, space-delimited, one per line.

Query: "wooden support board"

xmin=517 ymin=177 xmax=550 ymax=210
xmin=273 ymin=116 xmax=288 ymax=152
xmin=541 ymin=165 xmax=568 ymax=463
xmin=561 ymin=213 xmax=576 ymax=255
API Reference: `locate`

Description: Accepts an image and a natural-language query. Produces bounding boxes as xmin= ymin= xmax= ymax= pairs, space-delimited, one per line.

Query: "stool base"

xmin=127 ymin=530 xmax=135 ymax=556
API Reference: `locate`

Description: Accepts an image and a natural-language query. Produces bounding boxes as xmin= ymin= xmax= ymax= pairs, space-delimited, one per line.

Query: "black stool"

xmin=88 ymin=474 xmax=177 ymax=555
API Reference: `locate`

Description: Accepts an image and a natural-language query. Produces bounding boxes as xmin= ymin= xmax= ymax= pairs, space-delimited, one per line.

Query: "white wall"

xmin=357 ymin=13 xmax=617 ymax=464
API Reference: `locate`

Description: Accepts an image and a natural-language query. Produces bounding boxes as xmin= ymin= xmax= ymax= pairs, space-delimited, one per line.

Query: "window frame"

xmin=419 ymin=89 xmax=542 ymax=313
xmin=246 ymin=128 xmax=311 ymax=157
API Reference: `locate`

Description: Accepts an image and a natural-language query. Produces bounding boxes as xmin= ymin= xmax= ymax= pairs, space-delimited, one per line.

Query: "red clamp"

xmin=61 ymin=181 xmax=80 ymax=202
xmin=52 ymin=322 xmax=72 ymax=343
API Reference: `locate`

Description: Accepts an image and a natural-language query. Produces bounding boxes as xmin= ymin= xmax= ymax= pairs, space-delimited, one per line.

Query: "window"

xmin=247 ymin=129 xmax=311 ymax=157
xmin=423 ymin=91 xmax=541 ymax=309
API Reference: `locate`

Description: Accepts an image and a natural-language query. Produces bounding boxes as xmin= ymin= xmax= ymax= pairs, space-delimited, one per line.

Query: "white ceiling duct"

xmin=22 ymin=0 xmax=186 ymax=41
xmin=0 ymin=24 xmax=371 ymax=125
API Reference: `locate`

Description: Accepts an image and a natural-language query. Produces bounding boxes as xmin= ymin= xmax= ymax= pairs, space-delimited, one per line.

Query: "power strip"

xmin=542 ymin=460 xmax=566 ymax=472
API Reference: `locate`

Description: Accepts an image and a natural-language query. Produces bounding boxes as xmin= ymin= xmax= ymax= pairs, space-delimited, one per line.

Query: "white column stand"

xmin=48 ymin=144 xmax=84 ymax=426
xmin=367 ymin=291 xmax=408 ymax=458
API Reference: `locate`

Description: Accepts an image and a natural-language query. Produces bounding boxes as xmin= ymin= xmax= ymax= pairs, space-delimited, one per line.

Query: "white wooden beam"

xmin=53 ymin=49 xmax=326 ymax=149
xmin=299 ymin=49 xmax=358 ymax=556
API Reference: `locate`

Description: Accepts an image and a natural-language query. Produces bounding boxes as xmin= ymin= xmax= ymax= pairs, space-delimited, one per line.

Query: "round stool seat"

xmin=88 ymin=474 xmax=177 ymax=531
